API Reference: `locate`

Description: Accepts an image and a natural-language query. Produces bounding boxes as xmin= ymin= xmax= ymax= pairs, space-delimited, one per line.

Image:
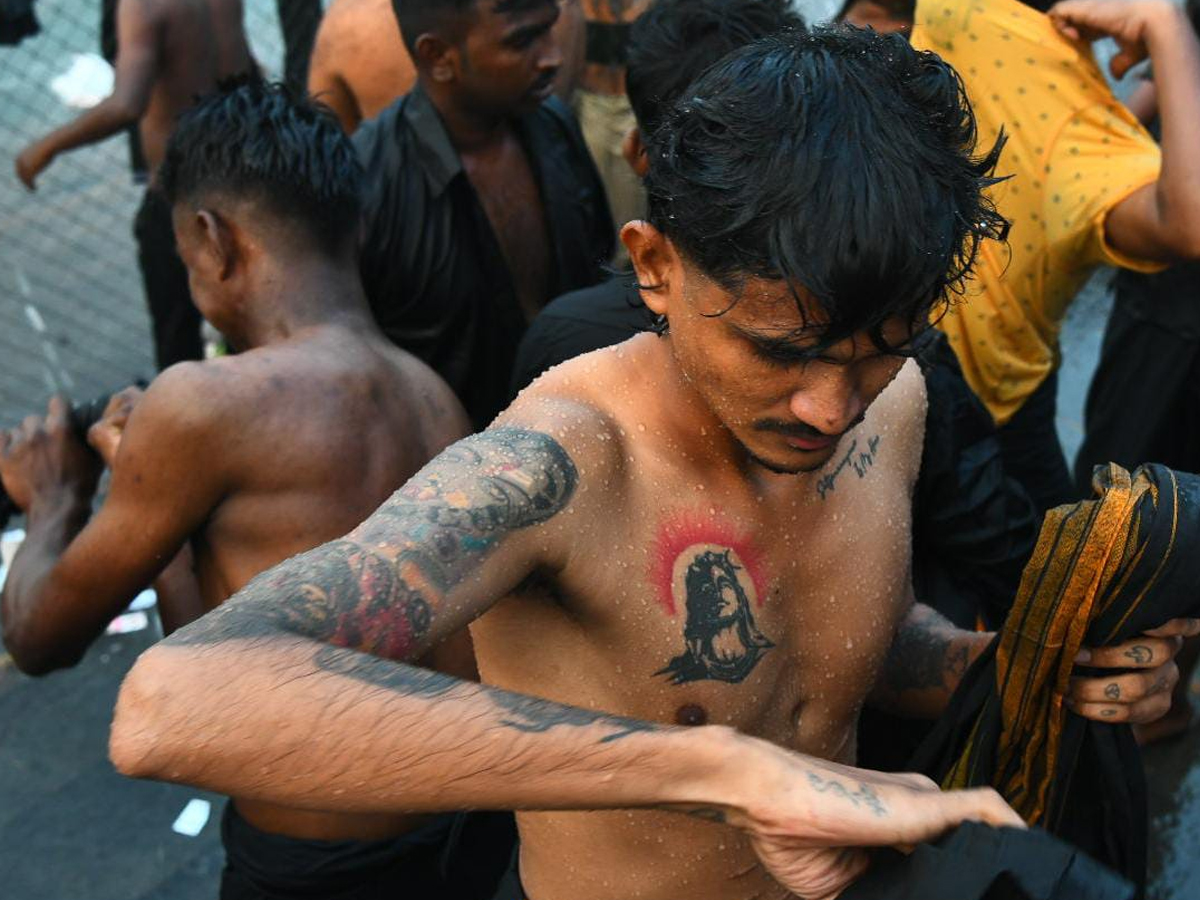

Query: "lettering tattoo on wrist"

xmin=165 ymin=428 xmax=578 ymax=655
xmin=806 ymin=772 xmax=887 ymax=817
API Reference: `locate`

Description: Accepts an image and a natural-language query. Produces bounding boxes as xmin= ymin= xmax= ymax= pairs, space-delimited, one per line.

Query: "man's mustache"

xmin=752 ymin=410 xmax=866 ymax=440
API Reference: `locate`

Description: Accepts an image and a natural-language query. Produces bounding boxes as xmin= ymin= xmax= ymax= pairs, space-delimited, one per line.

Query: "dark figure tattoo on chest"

xmin=657 ymin=547 xmax=774 ymax=685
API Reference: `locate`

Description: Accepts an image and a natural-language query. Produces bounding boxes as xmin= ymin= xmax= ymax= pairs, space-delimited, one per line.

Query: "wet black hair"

xmin=159 ymin=79 xmax=362 ymax=254
xmin=643 ymin=26 xmax=1008 ymax=352
xmin=625 ymin=0 xmax=804 ymax=137
xmin=391 ymin=0 xmax=554 ymax=57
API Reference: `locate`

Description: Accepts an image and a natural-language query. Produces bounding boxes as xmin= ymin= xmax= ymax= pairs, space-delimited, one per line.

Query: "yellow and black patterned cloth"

xmin=914 ymin=462 xmax=1200 ymax=888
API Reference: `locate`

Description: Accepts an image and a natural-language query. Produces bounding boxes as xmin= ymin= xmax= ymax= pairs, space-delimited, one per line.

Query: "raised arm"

xmin=306 ymin=10 xmax=363 ymax=133
xmin=111 ymin=411 xmax=1023 ymax=900
xmin=0 ymin=377 xmax=224 ymax=674
xmin=15 ymin=0 xmax=160 ymax=189
xmin=1050 ymin=0 xmax=1200 ymax=261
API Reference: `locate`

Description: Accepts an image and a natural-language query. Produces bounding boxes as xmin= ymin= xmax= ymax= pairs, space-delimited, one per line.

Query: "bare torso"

xmin=463 ymin=131 xmax=552 ymax=323
xmin=307 ymin=0 xmax=415 ymax=132
xmin=169 ymin=327 xmax=471 ymax=839
xmin=137 ymin=0 xmax=253 ymax=171
xmin=472 ymin=336 xmax=926 ymax=899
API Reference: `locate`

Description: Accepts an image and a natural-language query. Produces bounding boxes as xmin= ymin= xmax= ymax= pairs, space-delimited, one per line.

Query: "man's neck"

xmin=421 ymin=79 xmax=518 ymax=153
xmin=234 ymin=257 xmax=376 ymax=351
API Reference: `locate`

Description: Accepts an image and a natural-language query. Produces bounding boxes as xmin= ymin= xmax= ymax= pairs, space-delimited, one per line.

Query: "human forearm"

xmin=1 ymin=491 xmax=94 ymax=673
xmin=869 ymin=603 xmax=992 ymax=719
xmin=1143 ymin=2 xmax=1200 ymax=257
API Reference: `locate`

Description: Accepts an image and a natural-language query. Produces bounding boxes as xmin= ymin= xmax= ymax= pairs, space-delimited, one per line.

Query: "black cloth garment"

xmin=911 ymin=463 xmax=1200 ymax=890
xmin=275 ymin=0 xmax=321 ymax=92
xmin=133 ymin=189 xmax=203 ymax=370
xmin=0 ymin=0 xmax=37 ymax=46
xmin=221 ymin=802 xmax=517 ymax=900
xmin=509 ymin=274 xmax=648 ymax=396
xmin=1075 ymin=263 xmax=1200 ymax=496
xmin=841 ymin=822 xmax=1133 ymax=900
xmin=355 ymin=86 xmax=614 ymax=428
xmin=859 ymin=332 xmax=1037 ymax=772
xmin=995 ymin=368 xmax=1075 ymax=514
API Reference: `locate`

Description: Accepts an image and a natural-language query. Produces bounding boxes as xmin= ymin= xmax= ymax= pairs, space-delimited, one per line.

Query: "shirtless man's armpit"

xmin=112 ymin=28 xmax=1026 ymax=900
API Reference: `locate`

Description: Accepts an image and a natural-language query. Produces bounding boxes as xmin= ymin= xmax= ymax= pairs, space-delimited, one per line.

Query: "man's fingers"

xmin=46 ymin=395 xmax=71 ymax=430
xmin=1082 ymin=635 xmax=1183 ymax=668
xmin=1141 ymin=618 xmax=1200 ymax=639
xmin=1069 ymin=661 xmax=1177 ymax=704
xmin=1069 ymin=691 xmax=1171 ymax=725
xmin=939 ymin=787 xmax=1025 ymax=830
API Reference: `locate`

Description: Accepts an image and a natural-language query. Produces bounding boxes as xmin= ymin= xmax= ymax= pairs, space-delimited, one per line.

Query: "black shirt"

xmin=509 ymin=274 xmax=649 ymax=396
xmin=355 ymin=86 xmax=615 ymax=427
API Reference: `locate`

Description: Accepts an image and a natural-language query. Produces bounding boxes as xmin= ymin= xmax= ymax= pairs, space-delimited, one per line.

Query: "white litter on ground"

xmin=171 ymin=799 xmax=211 ymax=837
xmin=49 ymin=54 xmax=114 ymax=109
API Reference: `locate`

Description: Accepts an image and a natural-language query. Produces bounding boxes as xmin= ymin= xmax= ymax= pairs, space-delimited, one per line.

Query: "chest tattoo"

xmin=815 ymin=434 xmax=882 ymax=500
xmin=651 ymin=516 xmax=774 ymax=685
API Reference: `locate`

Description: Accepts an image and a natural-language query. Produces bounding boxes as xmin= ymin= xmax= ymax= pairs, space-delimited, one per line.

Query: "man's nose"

xmin=787 ymin=374 xmax=865 ymax=437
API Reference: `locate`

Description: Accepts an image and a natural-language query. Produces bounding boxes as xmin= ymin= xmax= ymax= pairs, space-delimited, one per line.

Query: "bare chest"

xmin=474 ymin=435 xmax=914 ymax=758
xmin=461 ymin=138 xmax=551 ymax=322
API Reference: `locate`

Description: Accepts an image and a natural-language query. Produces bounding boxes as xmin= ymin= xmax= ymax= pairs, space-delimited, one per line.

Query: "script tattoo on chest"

xmin=657 ymin=546 xmax=774 ymax=685
xmin=815 ymin=434 xmax=882 ymax=500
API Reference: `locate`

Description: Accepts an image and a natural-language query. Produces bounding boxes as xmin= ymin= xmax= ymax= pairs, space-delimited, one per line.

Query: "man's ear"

xmin=195 ymin=209 xmax=238 ymax=282
xmin=621 ymin=126 xmax=648 ymax=179
xmin=414 ymin=32 xmax=459 ymax=83
xmin=622 ymin=220 xmax=677 ymax=318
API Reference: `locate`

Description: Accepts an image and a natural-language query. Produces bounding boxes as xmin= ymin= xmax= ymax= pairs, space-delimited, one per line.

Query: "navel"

xmin=674 ymin=703 xmax=708 ymax=727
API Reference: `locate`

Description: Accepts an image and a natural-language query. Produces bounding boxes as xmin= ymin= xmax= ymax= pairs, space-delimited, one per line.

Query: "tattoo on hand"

xmin=806 ymin=772 xmax=887 ymax=817
xmin=1104 ymin=683 xmax=1121 ymax=700
xmin=1100 ymin=708 xmax=1117 ymax=717
xmin=166 ymin=428 xmax=577 ymax=658
xmin=1125 ymin=645 xmax=1153 ymax=665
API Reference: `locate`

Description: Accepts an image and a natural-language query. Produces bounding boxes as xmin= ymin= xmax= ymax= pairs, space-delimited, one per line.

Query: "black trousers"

xmin=1075 ymin=302 xmax=1200 ymax=495
xmin=995 ymin=370 xmax=1074 ymax=515
xmin=276 ymin=0 xmax=322 ymax=92
xmin=133 ymin=189 xmax=202 ymax=370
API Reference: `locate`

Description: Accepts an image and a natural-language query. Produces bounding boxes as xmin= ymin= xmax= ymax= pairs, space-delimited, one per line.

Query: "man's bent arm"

xmin=1059 ymin=0 xmax=1200 ymax=261
xmin=868 ymin=602 xmax=991 ymax=719
xmin=16 ymin=0 xmax=159 ymax=185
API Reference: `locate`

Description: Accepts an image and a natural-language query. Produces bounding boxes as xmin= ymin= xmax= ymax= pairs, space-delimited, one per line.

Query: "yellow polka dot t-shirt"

xmin=912 ymin=0 xmax=1163 ymax=425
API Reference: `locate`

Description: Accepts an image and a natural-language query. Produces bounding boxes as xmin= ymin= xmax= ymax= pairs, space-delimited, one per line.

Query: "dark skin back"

xmin=0 ymin=219 xmax=473 ymax=841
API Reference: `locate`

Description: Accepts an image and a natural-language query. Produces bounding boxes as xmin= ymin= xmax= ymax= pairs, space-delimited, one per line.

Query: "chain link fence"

xmin=0 ymin=0 xmax=319 ymax=427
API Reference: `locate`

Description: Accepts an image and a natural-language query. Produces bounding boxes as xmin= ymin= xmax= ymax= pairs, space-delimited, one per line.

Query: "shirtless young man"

xmin=0 ymin=83 xmax=504 ymax=898
xmin=14 ymin=0 xmax=254 ymax=369
xmin=109 ymin=29 xmax=1183 ymax=900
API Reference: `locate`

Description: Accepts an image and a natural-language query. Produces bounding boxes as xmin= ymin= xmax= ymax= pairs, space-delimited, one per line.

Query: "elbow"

xmin=1 ymin=618 xmax=82 ymax=677
xmin=109 ymin=646 xmax=176 ymax=779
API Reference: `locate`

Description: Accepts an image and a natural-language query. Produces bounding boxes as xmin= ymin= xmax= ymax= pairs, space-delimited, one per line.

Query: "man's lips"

xmin=783 ymin=433 xmax=837 ymax=452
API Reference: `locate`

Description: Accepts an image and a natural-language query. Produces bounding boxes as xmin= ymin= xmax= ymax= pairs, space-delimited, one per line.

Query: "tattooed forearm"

xmin=879 ymin=604 xmax=972 ymax=695
xmin=315 ymin=643 xmax=659 ymax=745
xmin=490 ymin=692 xmax=660 ymax=744
xmin=164 ymin=428 xmax=577 ymax=658
xmin=806 ymin=772 xmax=887 ymax=817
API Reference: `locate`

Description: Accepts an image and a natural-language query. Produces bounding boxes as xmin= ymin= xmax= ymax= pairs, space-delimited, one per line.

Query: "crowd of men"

xmin=3 ymin=0 xmax=1200 ymax=898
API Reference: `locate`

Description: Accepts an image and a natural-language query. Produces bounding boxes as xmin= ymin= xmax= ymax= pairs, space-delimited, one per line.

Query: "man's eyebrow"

xmin=727 ymin=322 xmax=827 ymax=358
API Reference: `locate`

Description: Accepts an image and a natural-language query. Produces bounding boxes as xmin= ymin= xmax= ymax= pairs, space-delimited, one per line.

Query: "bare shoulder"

xmin=868 ymin=358 xmax=927 ymax=485
xmin=498 ymin=361 xmax=633 ymax=504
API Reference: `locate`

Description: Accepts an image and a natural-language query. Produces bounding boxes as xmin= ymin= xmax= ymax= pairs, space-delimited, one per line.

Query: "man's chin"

xmin=743 ymin=445 xmax=835 ymax=476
